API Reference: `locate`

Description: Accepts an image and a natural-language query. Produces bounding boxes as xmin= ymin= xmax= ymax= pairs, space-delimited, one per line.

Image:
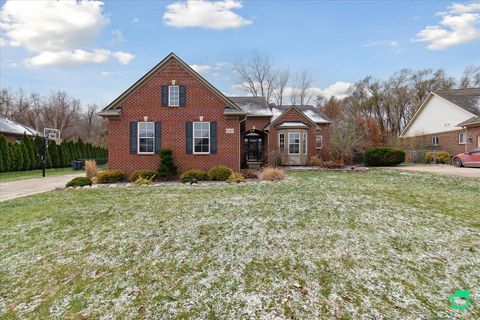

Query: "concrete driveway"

xmin=387 ymin=164 xmax=480 ymax=178
xmin=0 ymin=174 xmax=82 ymax=202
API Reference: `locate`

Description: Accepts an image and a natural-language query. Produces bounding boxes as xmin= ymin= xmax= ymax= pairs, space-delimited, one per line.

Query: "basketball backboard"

xmin=43 ymin=128 xmax=61 ymax=142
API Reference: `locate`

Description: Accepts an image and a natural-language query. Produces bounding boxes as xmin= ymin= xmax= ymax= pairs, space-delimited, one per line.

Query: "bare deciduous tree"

xmin=0 ymin=88 xmax=107 ymax=145
xmin=291 ymin=70 xmax=313 ymax=105
xmin=459 ymin=64 xmax=480 ymax=88
xmin=272 ymin=68 xmax=289 ymax=106
xmin=234 ymin=52 xmax=277 ymax=102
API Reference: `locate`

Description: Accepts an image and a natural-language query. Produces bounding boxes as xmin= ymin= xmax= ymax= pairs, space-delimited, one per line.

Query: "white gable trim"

xmin=400 ymin=92 xmax=477 ymax=137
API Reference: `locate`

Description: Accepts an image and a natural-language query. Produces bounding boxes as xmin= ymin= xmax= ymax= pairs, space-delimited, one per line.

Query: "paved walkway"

xmin=387 ymin=164 xmax=480 ymax=178
xmin=0 ymin=174 xmax=82 ymax=202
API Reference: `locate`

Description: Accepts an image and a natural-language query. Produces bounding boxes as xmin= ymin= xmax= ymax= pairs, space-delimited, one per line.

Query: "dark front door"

xmin=244 ymin=133 xmax=262 ymax=161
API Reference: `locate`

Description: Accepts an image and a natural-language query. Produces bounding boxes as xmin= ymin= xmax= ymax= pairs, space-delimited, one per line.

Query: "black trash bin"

xmin=72 ymin=160 xmax=82 ymax=170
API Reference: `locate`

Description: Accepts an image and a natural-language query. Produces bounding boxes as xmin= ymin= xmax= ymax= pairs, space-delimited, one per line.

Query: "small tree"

xmin=157 ymin=149 xmax=177 ymax=179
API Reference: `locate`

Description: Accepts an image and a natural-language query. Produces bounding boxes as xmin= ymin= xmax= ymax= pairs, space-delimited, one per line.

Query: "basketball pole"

xmin=41 ymin=136 xmax=47 ymax=177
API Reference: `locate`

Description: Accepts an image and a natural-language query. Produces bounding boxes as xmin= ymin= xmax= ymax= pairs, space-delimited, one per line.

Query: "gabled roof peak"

xmin=100 ymin=52 xmax=240 ymax=113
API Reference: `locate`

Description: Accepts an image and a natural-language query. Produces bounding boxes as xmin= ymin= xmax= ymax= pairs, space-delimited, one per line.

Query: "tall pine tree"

xmin=48 ymin=140 xmax=60 ymax=168
xmin=0 ymin=135 xmax=10 ymax=172
xmin=20 ymin=142 xmax=31 ymax=170
xmin=14 ymin=143 xmax=24 ymax=171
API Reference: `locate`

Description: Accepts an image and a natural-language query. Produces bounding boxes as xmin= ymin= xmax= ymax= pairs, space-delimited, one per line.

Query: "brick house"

xmin=400 ymin=88 xmax=480 ymax=155
xmin=0 ymin=117 xmax=40 ymax=143
xmin=98 ymin=53 xmax=330 ymax=174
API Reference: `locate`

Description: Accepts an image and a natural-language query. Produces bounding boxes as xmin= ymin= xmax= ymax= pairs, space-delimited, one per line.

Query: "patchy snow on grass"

xmin=0 ymin=170 xmax=478 ymax=318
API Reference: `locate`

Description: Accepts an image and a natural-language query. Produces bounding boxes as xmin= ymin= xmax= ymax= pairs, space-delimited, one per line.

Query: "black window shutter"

xmin=210 ymin=121 xmax=217 ymax=154
xmin=155 ymin=122 xmax=161 ymax=154
xmin=186 ymin=121 xmax=193 ymax=154
xmin=161 ymin=86 xmax=168 ymax=106
xmin=179 ymin=85 xmax=186 ymax=106
xmin=130 ymin=121 xmax=137 ymax=154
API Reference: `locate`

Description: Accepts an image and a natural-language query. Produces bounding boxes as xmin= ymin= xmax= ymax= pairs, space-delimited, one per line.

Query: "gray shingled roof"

xmin=0 ymin=117 xmax=40 ymax=137
xmin=457 ymin=116 xmax=480 ymax=127
xmin=228 ymin=96 xmax=331 ymax=124
xmin=435 ymin=88 xmax=480 ymax=116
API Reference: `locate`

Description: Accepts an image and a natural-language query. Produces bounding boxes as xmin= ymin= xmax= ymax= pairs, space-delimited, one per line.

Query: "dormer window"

xmin=169 ymin=85 xmax=179 ymax=106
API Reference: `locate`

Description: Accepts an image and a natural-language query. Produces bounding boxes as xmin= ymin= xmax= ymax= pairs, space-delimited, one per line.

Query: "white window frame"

xmin=316 ymin=134 xmax=323 ymax=149
xmin=288 ymin=132 xmax=300 ymax=155
xmin=168 ymin=85 xmax=179 ymax=107
xmin=138 ymin=122 xmax=155 ymax=155
xmin=302 ymin=132 xmax=307 ymax=154
xmin=193 ymin=121 xmax=210 ymax=154
xmin=432 ymin=136 xmax=439 ymax=145
xmin=279 ymin=133 xmax=285 ymax=150
xmin=458 ymin=132 xmax=466 ymax=144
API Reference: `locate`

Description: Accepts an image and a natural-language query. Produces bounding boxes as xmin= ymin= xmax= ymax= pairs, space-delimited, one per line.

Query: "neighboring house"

xmin=98 ymin=53 xmax=330 ymax=174
xmin=400 ymin=88 xmax=480 ymax=155
xmin=0 ymin=117 xmax=40 ymax=143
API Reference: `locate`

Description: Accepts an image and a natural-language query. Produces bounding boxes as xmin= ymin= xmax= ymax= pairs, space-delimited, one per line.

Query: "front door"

xmin=244 ymin=133 xmax=262 ymax=161
xmin=477 ymin=135 xmax=480 ymax=148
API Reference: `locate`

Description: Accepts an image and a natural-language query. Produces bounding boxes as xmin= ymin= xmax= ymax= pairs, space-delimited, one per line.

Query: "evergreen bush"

xmin=157 ymin=149 xmax=177 ymax=179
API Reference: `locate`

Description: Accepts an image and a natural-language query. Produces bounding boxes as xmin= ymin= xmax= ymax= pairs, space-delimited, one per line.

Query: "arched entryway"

xmin=243 ymin=130 xmax=265 ymax=165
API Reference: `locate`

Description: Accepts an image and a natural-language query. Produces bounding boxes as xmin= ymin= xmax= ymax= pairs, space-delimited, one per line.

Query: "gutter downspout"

xmin=239 ymin=116 xmax=247 ymax=170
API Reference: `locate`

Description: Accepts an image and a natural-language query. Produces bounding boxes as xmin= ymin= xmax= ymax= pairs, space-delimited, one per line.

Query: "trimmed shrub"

xmin=134 ymin=176 xmax=154 ymax=186
xmin=85 ymin=159 xmax=99 ymax=178
xmin=157 ymin=149 xmax=177 ymax=179
xmin=227 ymin=172 xmax=246 ymax=183
xmin=425 ymin=151 xmax=450 ymax=164
xmin=241 ymin=169 xmax=258 ymax=179
xmin=307 ymin=155 xmax=323 ymax=166
xmin=259 ymin=167 xmax=285 ymax=181
xmin=321 ymin=160 xmax=344 ymax=169
xmin=208 ymin=165 xmax=233 ymax=181
xmin=180 ymin=169 xmax=208 ymax=183
xmin=364 ymin=147 xmax=405 ymax=167
xmin=96 ymin=170 xmax=125 ymax=183
xmin=66 ymin=177 xmax=92 ymax=188
xmin=130 ymin=169 xmax=157 ymax=182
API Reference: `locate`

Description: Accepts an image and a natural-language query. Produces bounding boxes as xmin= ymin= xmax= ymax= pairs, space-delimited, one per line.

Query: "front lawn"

xmin=0 ymin=170 xmax=478 ymax=319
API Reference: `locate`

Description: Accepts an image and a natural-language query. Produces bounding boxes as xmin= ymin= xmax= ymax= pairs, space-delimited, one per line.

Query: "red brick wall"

xmin=245 ymin=117 xmax=270 ymax=131
xmin=315 ymin=124 xmax=330 ymax=160
xmin=2 ymin=134 xmax=20 ymax=143
xmin=107 ymin=59 xmax=241 ymax=175
xmin=267 ymin=108 xmax=330 ymax=162
xmin=401 ymin=129 xmax=467 ymax=155
xmin=466 ymin=125 xmax=480 ymax=150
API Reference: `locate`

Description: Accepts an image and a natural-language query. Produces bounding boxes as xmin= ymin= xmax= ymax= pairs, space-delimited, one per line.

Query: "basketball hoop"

xmin=41 ymin=128 xmax=61 ymax=178
xmin=44 ymin=128 xmax=61 ymax=143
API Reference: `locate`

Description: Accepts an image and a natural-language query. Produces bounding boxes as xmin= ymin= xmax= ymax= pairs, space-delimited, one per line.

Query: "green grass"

xmin=0 ymin=165 xmax=106 ymax=182
xmin=0 ymin=170 xmax=478 ymax=319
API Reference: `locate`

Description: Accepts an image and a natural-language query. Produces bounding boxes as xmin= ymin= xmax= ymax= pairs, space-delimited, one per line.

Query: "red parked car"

xmin=452 ymin=148 xmax=480 ymax=167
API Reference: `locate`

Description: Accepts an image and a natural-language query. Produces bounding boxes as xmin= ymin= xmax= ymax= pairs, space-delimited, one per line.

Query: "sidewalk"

xmin=0 ymin=174 xmax=82 ymax=202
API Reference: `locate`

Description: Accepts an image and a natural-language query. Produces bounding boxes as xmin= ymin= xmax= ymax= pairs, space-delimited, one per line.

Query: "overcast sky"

xmin=1 ymin=0 xmax=479 ymax=107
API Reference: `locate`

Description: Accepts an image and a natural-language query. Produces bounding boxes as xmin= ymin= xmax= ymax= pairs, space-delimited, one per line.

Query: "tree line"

xmin=0 ymin=88 xmax=107 ymax=146
xmin=234 ymin=52 xmax=479 ymax=162
xmin=0 ymin=134 xmax=107 ymax=172
xmin=320 ymin=66 xmax=479 ymax=163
